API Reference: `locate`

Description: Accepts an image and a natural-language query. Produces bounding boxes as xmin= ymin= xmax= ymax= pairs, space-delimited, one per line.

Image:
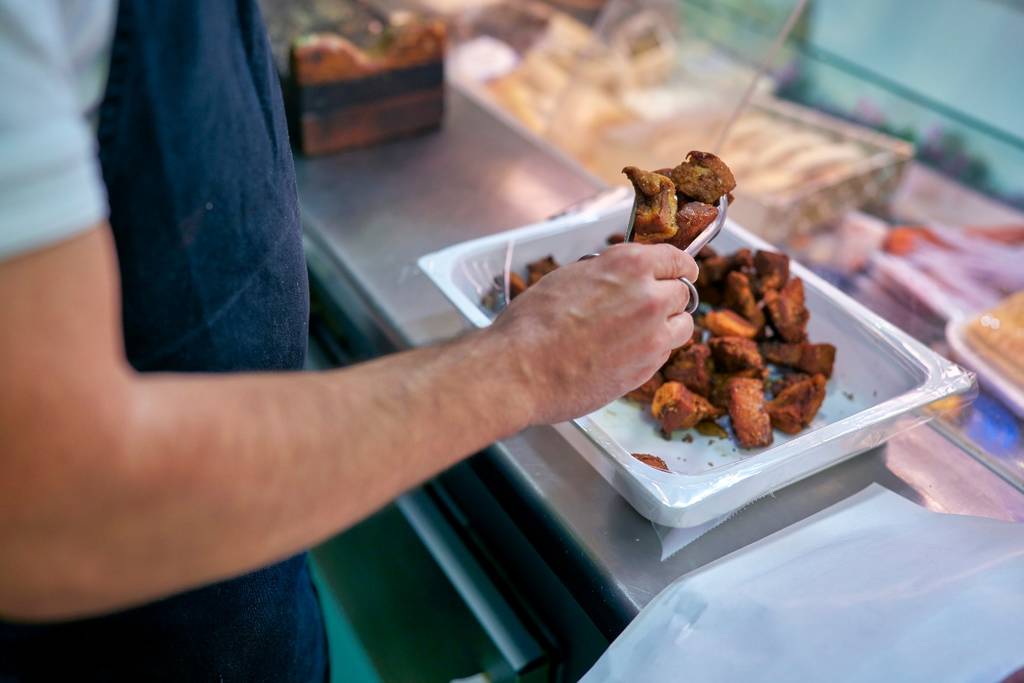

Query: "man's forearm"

xmin=4 ymin=327 xmax=533 ymax=621
xmin=122 ymin=329 xmax=533 ymax=603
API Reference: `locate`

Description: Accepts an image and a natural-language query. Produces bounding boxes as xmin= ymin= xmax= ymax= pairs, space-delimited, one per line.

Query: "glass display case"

xmin=444 ymin=0 xmax=1024 ymax=489
xmin=448 ymin=0 xmax=915 ymax=239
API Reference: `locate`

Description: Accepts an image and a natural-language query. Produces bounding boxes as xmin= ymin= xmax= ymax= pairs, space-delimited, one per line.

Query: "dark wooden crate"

xmin=262 ymin=0 xmax=446 ymax=155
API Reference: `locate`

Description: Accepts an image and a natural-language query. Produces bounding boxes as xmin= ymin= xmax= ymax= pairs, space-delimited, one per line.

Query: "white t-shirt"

xmin=0 ymin=0 xmax=117 ymax=260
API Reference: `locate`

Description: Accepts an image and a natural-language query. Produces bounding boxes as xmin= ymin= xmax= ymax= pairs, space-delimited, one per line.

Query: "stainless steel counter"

xmin=297 ymin=89 xmax=1024 ymax=638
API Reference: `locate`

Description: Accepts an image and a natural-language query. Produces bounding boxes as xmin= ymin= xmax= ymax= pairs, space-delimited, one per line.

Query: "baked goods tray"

xmin=418 ymin=200 xmax=975 ymax=527
xmin=946 ymin=316 xmax=1024 ymax=419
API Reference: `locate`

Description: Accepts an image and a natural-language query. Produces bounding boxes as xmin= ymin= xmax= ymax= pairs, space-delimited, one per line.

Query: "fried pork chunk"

xmin=704 ymin=310 xmax=759 ymax=339
xmin=770 ymin=372 xmax=811 ymax=397
xmin=754 ymin=250 xmax=789 ymax=292
xmin=726 ymin=378 xmax=773 ymax=449
xmin=801 ymin=344 xmax=836 ymax=377
xmin=708 ymin=369 xmax=765 ymax=408
xmin=632 ymin=452 xmax=670 ymax=472
xmin=695 ymin=249 xmax=751 ymax=307
xmin=723 ymin=271 xmax=766 ymax=332
xmin=666 ymin=151 xmax=737 ymax=205
xmin=663 ymin=343 xmax=712 ymax=396
xmin=508 ymin=272 xmax=528 ymax=299
xmin=709 ymin=337 xmax=763 ymax=372
xmin=695 ymin=263 xmax=727 ymax=305
xmin=670 ymin=201 xmax=719 ymax=250
xmin=767 ymin=374 xmax=827 ymax=434
xmin=698 ymin=247 xmax=753 ymax=286
xmin=652 ymin=381 xmax=721 ymax=435
xmin=697 ymin=255 xmax=731 ymax=288
xmin=764 ymin=277 xmax=809 ymax=342
xmin=622 ymin=166 xmax=678 ymax=243
xmin=708 ymin=373 xmax=732 ymax=409
xmin=626 ymin=371 xmax=664 ymax=404
xmin=526 ymin=256 xmax=560 ymax=285
xmin=730 ymin=248 xmax=754 ymax=272
xmin=761 ymin=342 xmax=837 ymax=378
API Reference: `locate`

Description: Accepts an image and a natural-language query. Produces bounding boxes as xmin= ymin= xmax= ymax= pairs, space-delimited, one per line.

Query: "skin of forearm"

xmin=3 ymin=331 xmax=533 ymax=621
xmin=136 ymin=331 xmax=531 ymax=601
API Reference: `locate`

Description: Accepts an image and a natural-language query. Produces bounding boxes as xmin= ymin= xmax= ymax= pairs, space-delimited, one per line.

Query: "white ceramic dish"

xmin=946 ymin=316 xmax=1024 ymax=419
xmin=418 ymin=200 xmax=976 ymax=527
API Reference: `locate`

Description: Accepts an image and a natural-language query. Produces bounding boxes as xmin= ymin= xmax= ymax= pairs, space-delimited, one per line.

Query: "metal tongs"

xmin=580 ymin=193 xmax=729 ymax=315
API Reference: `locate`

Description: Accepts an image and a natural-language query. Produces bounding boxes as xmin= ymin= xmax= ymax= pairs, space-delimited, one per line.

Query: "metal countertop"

xmin=297 ymin=88 xmax=1024 ymax=636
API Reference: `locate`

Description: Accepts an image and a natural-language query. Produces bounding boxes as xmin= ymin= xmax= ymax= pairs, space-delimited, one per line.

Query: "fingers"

xmin=666 ymin=313 xmax=695 ymax=349
xmin=651 ymin=279 xmax=691 ymax=317
xmin=600 ymin=243 xmax=700 ymax=282
xmin=646 ymin=243 xmax=699 ymax=282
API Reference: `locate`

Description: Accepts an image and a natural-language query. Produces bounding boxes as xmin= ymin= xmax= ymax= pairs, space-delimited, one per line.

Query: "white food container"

xmin=418 ymin=201 xmax=976 ymax=527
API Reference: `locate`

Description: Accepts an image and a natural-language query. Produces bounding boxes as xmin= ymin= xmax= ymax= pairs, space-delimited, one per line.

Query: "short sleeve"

xmin=0 ymin=1 xmax=109 ymax=260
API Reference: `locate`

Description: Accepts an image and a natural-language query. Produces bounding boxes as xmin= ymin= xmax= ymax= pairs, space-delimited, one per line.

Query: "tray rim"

xmin=418 ymin=200 xmax=977 ymax=524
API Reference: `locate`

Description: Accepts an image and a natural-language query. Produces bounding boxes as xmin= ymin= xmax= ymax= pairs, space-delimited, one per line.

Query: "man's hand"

xmin=490 ymin=243 xmax=698 ymax=425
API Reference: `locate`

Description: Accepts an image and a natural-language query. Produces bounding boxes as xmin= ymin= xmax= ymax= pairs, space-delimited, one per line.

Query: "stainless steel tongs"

xmin=581 ymin=193 xmax=729 ymax=315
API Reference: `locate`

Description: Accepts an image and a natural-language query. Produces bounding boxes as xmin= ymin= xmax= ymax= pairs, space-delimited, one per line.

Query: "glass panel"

xmin=447 ymin=0 xmax=1024 ymax=489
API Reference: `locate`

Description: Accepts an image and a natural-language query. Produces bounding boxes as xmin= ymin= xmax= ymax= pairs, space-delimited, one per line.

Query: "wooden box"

xmin=262 ymin=0 xmax=446 ymax=155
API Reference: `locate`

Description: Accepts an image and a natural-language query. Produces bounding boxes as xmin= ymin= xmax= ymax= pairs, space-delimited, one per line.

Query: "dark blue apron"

xmin=0 ymin=1 xmax=326 ymax=681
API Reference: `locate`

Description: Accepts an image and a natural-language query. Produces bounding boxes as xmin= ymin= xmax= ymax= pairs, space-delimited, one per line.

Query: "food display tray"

xmin=946 ymin=316 xmax=1024 ymax=419
xmin=418 ymin=201 xmax=976 ymax=527
xmin=724 ymin=98 xmax=914 ymax=243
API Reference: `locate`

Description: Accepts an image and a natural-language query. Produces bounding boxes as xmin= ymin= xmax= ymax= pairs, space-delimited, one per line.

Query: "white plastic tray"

xmin=946 ymin=316 xmax=1024 ymax=418
xmin=418 ymin=201 xmax=976 ymax=527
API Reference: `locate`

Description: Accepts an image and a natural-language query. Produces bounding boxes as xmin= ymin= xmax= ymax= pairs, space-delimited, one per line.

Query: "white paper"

xmin=583 ymin=485 xmax=1024 ymax=683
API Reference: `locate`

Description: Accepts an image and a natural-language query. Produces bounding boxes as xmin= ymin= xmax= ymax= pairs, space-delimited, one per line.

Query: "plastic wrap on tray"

xmin=419 ymin=199 xmax=975 ymax=527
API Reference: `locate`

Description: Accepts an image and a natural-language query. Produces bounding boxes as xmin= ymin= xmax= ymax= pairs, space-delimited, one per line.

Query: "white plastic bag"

xmin=582 ymin=485 xmax=1024 ymax=683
